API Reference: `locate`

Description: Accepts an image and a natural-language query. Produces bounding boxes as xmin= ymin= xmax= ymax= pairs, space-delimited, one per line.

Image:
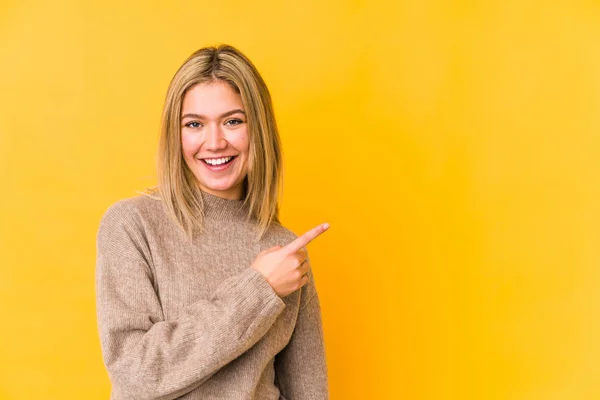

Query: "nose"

xmin=203 ymin=123 xmax=227 ymax=151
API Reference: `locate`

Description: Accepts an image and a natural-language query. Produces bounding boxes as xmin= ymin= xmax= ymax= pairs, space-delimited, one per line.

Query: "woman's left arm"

xmin=274 ymin=259 xmax=329 ymax=400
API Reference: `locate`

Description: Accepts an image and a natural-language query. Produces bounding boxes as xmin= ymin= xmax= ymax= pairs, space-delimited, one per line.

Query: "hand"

xmin=251 ymin=223 xmax=330 ymax=298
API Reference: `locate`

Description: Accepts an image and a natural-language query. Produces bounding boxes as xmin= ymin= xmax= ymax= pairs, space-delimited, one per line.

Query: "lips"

xmin=199 ymin=155 xmax=237 ymax=171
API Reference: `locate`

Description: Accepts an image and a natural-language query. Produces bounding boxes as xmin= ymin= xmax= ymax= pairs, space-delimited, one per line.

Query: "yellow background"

xmin=1 ymin=0 xmax=599 ymax=398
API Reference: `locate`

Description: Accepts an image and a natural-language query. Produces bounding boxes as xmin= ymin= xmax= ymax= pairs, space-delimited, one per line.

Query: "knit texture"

xmin=95 ymin=189 xmax=329 ymax=400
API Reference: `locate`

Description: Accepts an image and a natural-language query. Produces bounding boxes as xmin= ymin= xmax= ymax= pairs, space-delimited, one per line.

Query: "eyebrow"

xmin=181 ymin=109 xmax=246 ymax=121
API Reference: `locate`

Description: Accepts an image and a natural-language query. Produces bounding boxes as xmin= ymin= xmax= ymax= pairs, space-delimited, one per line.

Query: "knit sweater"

xmin=95 ymin=189 xmax=329 ymax=400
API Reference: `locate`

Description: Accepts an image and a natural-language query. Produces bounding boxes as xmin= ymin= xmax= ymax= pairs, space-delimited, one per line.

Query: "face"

xmin=180 ymin=80 xmax=249 ymax=200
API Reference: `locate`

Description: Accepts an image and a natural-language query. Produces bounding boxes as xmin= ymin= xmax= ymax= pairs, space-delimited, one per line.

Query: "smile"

xmin=197 ymin=155 xmax=237 ymax=171
xmin=202 ymin=156 xmax=234 ymax=166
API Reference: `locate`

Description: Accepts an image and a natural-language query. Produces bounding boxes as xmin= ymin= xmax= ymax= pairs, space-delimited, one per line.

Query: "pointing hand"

xmin=251 ymin=223 xmax=330 ymax=298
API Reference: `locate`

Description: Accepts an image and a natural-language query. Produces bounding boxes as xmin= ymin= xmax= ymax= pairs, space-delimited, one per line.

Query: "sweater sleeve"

xmin=274 ymin=255 xmax=329 ymax=400
xmin=95 ymin=201 xmax=286 ymax=400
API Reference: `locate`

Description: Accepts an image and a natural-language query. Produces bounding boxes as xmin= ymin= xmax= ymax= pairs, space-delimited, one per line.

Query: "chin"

xmin=199 ymin=180 xmax=236 ymax=191
xmin=198 ymin=178 xmax=244 ymax=195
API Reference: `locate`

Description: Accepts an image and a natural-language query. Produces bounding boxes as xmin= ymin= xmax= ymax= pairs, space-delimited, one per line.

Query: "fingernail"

xmin=323 ymin=223 xmax=330 ymax=229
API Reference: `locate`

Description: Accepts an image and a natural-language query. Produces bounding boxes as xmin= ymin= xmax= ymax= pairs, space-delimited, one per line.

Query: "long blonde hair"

xmin=141 ymin=44 xmax=284 ymax=242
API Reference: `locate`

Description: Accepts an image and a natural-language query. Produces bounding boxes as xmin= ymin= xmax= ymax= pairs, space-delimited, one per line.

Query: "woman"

xmin=95 ymin=44 xmax=330 ymax=399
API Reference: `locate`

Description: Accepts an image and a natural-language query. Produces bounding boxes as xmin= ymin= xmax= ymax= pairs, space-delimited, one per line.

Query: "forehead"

xmin=182 ymin=81 xmax=243 ymax=114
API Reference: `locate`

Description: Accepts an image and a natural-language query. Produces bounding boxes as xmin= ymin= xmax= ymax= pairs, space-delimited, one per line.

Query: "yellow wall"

xmin=1 ymin=0 xmax=599 ymax=398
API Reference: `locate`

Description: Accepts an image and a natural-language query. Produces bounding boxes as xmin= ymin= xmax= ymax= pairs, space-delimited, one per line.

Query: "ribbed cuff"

xmin=236 ymin=268 xmax=286 ymax=309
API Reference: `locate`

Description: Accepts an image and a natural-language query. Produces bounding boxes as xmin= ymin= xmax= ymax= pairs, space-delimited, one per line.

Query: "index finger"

xmin=283 ymin=223 xmax=330 ymax=255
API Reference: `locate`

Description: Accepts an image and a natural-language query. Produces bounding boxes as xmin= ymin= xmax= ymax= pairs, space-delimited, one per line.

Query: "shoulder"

xmin=266 ymin=220 xmax=298 ymax=244
xmin=99 ymin=193 xmax=162 ymax=227
xmin=97 ymin=194 xmax=162 ymax=262
xmin=97 ymin=193 xmax=164 ymax=241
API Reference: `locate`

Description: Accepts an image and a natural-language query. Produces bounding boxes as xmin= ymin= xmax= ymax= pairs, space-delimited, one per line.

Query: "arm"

xmin=95 ymin=201 xmax=285 ymax=400
xmin=274 ymin=255 xmax=329 ymax=400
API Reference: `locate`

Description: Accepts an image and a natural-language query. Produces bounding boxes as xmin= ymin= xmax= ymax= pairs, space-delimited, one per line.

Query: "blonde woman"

xmin=95 ymin=44 xmax=330 ymax=399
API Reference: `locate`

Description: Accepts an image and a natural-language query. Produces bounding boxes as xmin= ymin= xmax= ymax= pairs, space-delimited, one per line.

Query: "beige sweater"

xmin=95 ymin=189 xmax=329 ymax=399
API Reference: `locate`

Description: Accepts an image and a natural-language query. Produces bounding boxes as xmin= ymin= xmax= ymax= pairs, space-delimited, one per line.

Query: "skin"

xmin=251 ymin=222 xmax=330 ymax=297
xmin=180 ymin=80 xmax=249 ymax=201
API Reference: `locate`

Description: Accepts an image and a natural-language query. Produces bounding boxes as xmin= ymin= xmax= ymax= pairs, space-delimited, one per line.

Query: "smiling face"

xmin=180 ymin=80 xmax=250 ymax=200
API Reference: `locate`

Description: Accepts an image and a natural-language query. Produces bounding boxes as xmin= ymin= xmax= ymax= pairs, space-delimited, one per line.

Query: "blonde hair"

xmin=141 ymin=44 xmax=284 ymax=242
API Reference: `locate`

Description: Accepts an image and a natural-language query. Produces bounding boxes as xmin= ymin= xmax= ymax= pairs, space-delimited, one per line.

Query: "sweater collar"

xmin=197 ymin=189 xmax=252 ymax=221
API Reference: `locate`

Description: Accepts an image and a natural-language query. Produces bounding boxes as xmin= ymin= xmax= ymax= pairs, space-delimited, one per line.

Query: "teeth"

xmin=203 ymin=156 xmax=233 ymax=165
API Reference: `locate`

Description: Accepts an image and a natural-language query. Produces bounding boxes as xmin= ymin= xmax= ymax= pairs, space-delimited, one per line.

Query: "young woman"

xmin=95 ymin=45 xmax=330 ymax=399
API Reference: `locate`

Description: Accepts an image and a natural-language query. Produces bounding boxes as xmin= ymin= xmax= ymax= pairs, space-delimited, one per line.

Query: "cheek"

xmin=181 ymin=133 xmax=200 ymax=156
xmin=230 ymin=129 xmax=250 ymax=154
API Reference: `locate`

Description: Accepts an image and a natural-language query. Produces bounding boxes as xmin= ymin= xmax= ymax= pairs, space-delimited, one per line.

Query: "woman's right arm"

xmin=95 ymin=201 xmax=286 ymax=400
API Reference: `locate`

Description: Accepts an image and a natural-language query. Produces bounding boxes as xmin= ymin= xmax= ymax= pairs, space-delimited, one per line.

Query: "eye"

xmin=225 ymin=119 xmax=244 ymax=126
xmin=184 ymin=121 xmax=202 ymax=128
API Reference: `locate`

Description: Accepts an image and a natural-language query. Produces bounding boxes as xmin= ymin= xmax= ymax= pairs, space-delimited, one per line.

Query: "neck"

xmin=196 ymin=188 xmax=251 ymax=221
